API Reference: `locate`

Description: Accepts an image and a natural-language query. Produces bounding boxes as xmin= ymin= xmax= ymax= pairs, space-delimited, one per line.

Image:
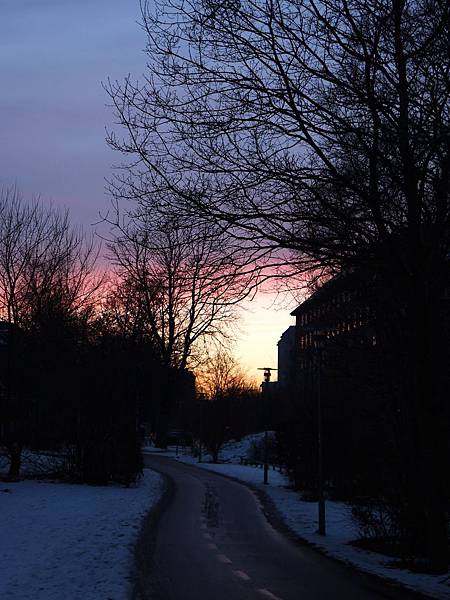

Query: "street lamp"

xmin=258 ymin=367 xmax=277 ymax=485
xmin=313 ymin=333 xmax=327 ymax=536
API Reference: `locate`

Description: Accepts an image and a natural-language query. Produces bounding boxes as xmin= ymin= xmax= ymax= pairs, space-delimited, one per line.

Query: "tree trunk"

xmin=155 ymin=412 xmax=169 ymax=449
xmin=404 ymin=282 xmax=449 ymax=572
xmin=155 ymin=372 xmax=173 ymax=449
xmin=8 ymin=442 xmax=22 ymax=479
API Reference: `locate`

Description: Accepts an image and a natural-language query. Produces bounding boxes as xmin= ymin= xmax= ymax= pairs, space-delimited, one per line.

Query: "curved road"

xmin=142 ymin=455 xmax=423 ymax=600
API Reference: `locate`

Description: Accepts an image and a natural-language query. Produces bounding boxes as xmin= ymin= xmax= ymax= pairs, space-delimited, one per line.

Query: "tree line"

xmin=0 ymin=187 xmax=256 ymax=485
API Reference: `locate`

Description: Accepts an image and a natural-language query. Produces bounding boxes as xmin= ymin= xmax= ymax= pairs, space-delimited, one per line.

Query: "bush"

xmin=110 ymin=433 xmax=143 ymax=486
xmin=351 ymin=496 xmax=404 ymax=542
xmin=248 ymin=433 xmax=278 ymax=464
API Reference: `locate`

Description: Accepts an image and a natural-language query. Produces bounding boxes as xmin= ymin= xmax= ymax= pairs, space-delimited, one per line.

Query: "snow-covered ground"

xmin=219 ymin=432 xmax=275 ymax=463
xmin=142 ymin=431 xmax=272 ymax=464
xmin=0 ymin=448 xmax=67 ymax=477
xmin=0 ymin=469 xmax=163 ymax=600
xmin=144 ymin=436 xmax=449 ymax=600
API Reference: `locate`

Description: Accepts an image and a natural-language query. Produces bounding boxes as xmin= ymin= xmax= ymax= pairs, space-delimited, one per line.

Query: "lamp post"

xmin=313 ymin=333 xmax=327 ymax=536
xmin=258 ymin=367 xmax=277 ymax=485
xmin=197 ymin=393 xmax=205 ymax=463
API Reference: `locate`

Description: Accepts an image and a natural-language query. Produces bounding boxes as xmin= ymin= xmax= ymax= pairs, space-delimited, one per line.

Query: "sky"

xmin=0 ymin=0 xmax=295 ymax=380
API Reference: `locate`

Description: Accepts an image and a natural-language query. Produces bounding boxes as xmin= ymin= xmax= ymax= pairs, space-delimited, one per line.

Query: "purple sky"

xmin=0 ymin=0 xmax=295 ymax=376
xmin=0 ymin=0 xmax=146 ymax=227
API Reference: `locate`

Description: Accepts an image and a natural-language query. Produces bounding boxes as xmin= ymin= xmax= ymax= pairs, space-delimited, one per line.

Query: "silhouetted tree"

xmin=197 ymin=348 xmax=260 ymax=461
xmin=0 ymin=188 xmax=104 ymax=479
xmin=109 ymin=213 xmax=253 ymax=446
xmin=106 ymin=0 xmax=450 ymax=569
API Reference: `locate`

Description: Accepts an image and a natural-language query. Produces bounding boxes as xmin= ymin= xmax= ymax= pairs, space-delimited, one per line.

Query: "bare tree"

xmin=101 ymin=276 xmax=151 ymax=344
xmin=0 ymin=188 xmax=54 ymax=325
xmin=0 ymin=188 xmax=102 ymax=478
xmin=198 ymin=347 xmax=252 ymax=401
xmin=106 ymin=0 xmax=450 ymax=569
xmin=110 ymin=212 xmax=254 ymax=445
xmin=22 ymin=219 xmax=101 ymax=333
xmin=197 ymin=347 xmax=258 ymax=462
xmin=0 ymin=188 xmax=101 ymax=328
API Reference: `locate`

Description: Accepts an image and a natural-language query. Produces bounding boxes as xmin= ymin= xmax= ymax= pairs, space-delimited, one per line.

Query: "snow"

xmin=142 ymin=431 xmax=274 ymax=465
xmin=0 ymin=449 xmax=67 ymax=477
xmin=145 ymin=436 xmax=449 ymax=600
xmin=219 ymin=432 xmax=275 ymax=463
xmin=0 ymin=469 xmax=163 ymax=600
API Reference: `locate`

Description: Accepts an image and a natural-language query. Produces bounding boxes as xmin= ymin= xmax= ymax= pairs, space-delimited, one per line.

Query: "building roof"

xmin=277 ymin=325 xmax=296 ymax=345
xmin=290 ymin=270 xmax=363 ymax=316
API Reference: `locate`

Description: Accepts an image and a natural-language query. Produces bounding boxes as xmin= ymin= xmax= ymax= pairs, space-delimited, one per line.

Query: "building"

xmin=278 ymin=268 xmax=450 ymax=499
xmin=277 ymin=325 xmax=297 ymax=391
xmin=291 ymin=271 xmax=375 ymax=369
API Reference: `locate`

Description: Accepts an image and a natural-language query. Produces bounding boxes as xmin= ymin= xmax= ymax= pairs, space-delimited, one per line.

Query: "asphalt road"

xmin=142 ymin=455 xmax=423 ymax=600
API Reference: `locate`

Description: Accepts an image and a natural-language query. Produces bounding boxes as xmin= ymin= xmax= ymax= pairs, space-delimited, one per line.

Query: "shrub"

xmin=351 ymin=496 xmax=404 ymax=541
xmin=248 ymin=433 xmax=278 ymax=464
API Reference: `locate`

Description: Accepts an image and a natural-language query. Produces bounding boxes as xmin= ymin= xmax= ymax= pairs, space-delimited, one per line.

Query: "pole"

xmin=263 ymin=428 xmax=269 ymax=484
xmin=198 ymin=399 xmax=203 ymax=463
xmin=257 ymin=368 xmax=277 ymax=485
xmin=261 ymin=381 xmax=269 ymax=484
xmin=317 ymin=347 xmax=326 ymax=535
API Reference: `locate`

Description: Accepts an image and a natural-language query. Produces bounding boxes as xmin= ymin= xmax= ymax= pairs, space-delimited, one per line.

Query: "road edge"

xmin=131 ymin=466 xmax=176 ymax=600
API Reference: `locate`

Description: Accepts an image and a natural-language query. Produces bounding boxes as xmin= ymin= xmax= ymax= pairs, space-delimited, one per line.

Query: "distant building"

xmin=291 ymin=271 xmax=375 ymax=371
xmin=278 ymin=269 xmax=450 ymax=499
xmin=277 ymin=326 xmax=297 ymax=392
xmin=278 ymin=269 xmax=382 ymax=433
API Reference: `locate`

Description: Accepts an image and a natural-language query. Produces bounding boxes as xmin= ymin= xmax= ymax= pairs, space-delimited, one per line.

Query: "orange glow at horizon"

xmin=97 ymin=266 xmax=300 ymax=383
xmin=235 ymin=294 xmax=297 ymax=384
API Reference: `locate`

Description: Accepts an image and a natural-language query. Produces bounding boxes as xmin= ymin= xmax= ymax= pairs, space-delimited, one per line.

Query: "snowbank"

xmin=0 ymin=469 xmax=163 ymax=600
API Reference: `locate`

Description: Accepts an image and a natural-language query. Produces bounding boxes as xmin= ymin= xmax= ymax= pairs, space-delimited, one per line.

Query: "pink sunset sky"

xmin=0 ymin=0 xmax=297 ymax=380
